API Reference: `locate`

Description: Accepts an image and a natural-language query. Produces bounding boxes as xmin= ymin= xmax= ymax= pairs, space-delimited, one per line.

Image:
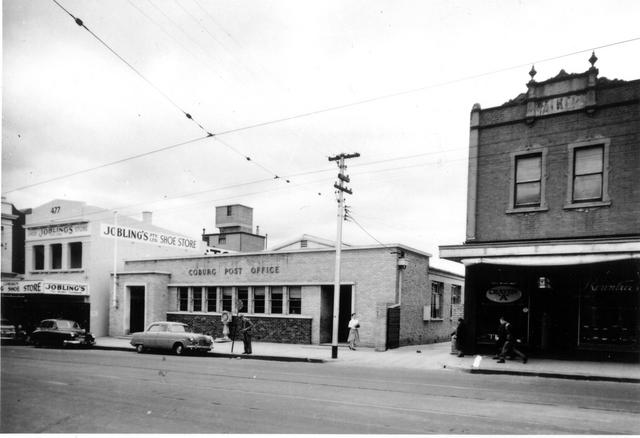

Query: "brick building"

xmin=110 ymin=243 xmax=464 ymax=350
xmin=1 ymin=199 xmax=204 ymax=337
xmin=440 ymin=54 xmax=640 ymax=359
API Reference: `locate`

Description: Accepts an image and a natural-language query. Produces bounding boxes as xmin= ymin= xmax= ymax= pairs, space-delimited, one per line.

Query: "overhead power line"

xmin=51 ymin=0 xmax=213 ymax=136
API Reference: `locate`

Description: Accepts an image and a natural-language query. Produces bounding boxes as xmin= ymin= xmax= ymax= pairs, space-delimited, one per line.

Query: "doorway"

xmin=129 ymin=286 xmax=145 ymax=334
xmin=319 ymin=285 xmax=352 ymax=343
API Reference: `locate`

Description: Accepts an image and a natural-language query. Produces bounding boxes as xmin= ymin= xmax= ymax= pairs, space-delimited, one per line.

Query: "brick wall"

xmin=168 ymin=313 xmax=312 ymax=344
xmin=474 ymin=81 xmax=640 ymax=242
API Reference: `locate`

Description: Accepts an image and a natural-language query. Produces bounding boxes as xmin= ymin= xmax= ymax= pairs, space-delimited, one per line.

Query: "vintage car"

xmin=29 ymin=319 xmax=95 ymax=348
xmin=130 ymin=321 xmax=213 ymax=355
xmin=1 ymin=318 xmax=17 ymax=343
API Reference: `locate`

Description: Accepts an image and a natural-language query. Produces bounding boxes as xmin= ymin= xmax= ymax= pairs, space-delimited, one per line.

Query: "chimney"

xmin=142 ymin=211 xmax=152 ymax=225
xmin=256 ymin=225 xmax=260 ymax=235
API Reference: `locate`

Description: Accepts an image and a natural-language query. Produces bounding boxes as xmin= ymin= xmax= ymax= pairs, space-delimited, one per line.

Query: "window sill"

xmin=506 ymin=206 xmax=549 ymax=214
xmin=564 ymin=200 xmax=611 ymax=210
xmin=167 ymin=311 xmax=312 ymax=319
xmin=29 ymin=269 xmax=84 ymax=274
xmin=425 ymin=318 xmax=444 ymax=322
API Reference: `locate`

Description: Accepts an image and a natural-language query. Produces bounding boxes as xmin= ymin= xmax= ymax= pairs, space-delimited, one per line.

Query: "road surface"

xmin=1 ymin=345 xmax=639 ymax=433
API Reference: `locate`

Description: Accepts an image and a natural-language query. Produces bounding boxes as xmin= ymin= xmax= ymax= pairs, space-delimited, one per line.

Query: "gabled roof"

xmin=269 ymin=234 xmax=351 ymax=251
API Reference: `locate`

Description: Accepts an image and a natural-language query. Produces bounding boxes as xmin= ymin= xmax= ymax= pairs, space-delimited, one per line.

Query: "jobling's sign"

xmin=26 ymin=223 xmax=90 ymax=241
xmin=1 ymin=281 xmax=89 ymax=295
xmin=100 ymin=224 xmax=201 ymax=251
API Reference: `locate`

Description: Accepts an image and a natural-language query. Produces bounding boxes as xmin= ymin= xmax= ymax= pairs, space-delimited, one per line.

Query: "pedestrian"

xmin=496 ymin=316 xmax=527 ymax=364
xmin=451 ymin=317 xmax=466 ymax=357
xmin=347 ymin=313 xmax=360 ymax=350
xmin=239 ymin=314 xmax=254 ymax=354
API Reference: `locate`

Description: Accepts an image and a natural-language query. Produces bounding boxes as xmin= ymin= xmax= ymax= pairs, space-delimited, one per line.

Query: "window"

xmin=430 ymin=281 xmax=444 ymax=320
xmin=238 ymin=287 xmax=248 ymax=313
xmin=566 ymin=139 xmax=610 ymax=209
xmin=253 ymin=287 xmax=265 ymax=313
xmin=148 ymin=323 xmax=166 ymax=333
xmin=271 ymin=286 xmax=283 ymax=314
xmin=34 ymin=245 xmax=45 ymax=270
xmin=192 ymin=287 xmax=203 ymax=312
xmin=219 ymin=236 xmax=226 ymax=245
xmin=206 ymin=287 xmax=217 ymax=312
xmin=300 ymin=240 xmax=308 ymax=248
xmin=178 ymin=287 xmax=189 ymax=311
xmin=222 ymin=287 xmax=233 ymax=312
xmin=51 ymin=244 xmax=62 ymax=270
xmin=288 ymin=287 xmax=302 ymax=314
xmin=69 ymin=242 xmax=82 ymax=269
xmin=451 ymin=284 xmax=462 ymax=305
xmin=515 ymin=154 xmax=541 ymax=207
xmin=227 ymin=206 xmax=232 ymax=216
xmin=450 ymin=284 xmax=462 ymax=318
xmin=573 ymin=145 xmax=604 ymax=202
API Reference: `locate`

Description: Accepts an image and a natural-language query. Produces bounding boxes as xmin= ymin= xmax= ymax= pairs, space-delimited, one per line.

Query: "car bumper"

xmin=63 ymin=338 xmax=95 ymax=346
xmin=185 ymin=344 xmax=212 ymax=352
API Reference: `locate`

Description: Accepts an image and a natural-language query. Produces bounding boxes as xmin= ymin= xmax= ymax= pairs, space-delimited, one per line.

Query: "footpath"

xmin=95 ymin=337 xmax=640 ymax=384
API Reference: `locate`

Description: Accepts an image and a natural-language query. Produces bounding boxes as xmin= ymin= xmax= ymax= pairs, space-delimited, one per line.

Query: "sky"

xmin=3 ymin=0 xmax=640 ymax=274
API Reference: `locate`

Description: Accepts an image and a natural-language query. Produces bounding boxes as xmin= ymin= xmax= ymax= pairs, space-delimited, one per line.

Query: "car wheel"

xmin=173 ymin=343 xmax=184 ymax=355
xmin=135 ymin=344 xmax=145 ymax=354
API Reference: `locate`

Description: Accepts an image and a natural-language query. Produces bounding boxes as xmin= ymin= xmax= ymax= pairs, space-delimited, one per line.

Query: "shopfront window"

xmin=579 ymin=274 xmax=639 ymax=349
xmin=222 ymin=287 xmax=233 ymax=312
xmin=192 ymin=287 xmax=203 ymax=312
xmin=271 ymin=287 xmax=283 ymax=314
xmin=69 ymin=242 xmax=82 ymax=269
xmin=253 ymin=287 xmax=265 ymax=313
xmin=34 ymin=245 xmax=45 ymax=271
xmin=178 ymin=287 xmax=189 ymax=311
xmin=206 ymin=287 xmax=217 ymax=312
xmin=288 ymin=287 xmax=301 ymax=314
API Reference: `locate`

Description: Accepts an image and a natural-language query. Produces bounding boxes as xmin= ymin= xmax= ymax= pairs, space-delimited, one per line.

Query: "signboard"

xmin=26 ymin=223 xmax=90 ymax=241
xmin=100 ymin=223 xmax=200 ymax=251
xmin=533 ymin=94 xmax=586 ymax=117
xmin=1 ymin=280 xmax=89 ymax=295
xmin=486 ymin=285 xmax=522 ymax=303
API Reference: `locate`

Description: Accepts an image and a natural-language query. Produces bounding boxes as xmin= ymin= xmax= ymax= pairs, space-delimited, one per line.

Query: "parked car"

xmin=1 ymin=318 xmax=17 ymax=343
xmin=29 ymin=319 xmax=95 ymax=348
xmin=130 ymin=321 xmax=213 ymax=355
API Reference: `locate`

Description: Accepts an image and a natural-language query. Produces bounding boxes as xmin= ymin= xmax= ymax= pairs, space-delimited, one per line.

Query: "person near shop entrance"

xmin=496 ymin=316 xmax=527 ymax=364
xmin=347 ymin=313 xmax=360 ymax=350
xmin=451 ymin=318 xmax=466 ymax=357
xmin=239 ymin=314 xmax=254 ymax=354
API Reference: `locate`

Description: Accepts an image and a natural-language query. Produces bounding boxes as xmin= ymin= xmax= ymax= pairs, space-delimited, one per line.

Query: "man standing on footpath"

xmin=239 ymin=314 xmax=254 ymax=355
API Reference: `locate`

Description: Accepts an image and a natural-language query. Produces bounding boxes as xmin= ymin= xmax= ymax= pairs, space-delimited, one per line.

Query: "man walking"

xmin=496 ymin=316 xmax=527 ymax=364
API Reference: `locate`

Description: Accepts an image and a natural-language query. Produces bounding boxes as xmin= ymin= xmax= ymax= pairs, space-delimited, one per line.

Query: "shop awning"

xmin=440 ymin=238 xmax=640 ymax=266
xmin=459 ymin=253 xmax=640 ymax=266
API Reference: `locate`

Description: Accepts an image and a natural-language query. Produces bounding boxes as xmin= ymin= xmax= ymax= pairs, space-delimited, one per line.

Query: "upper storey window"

xmin=515 ymin=154 xmax=542 ymax=207
xmin=507 ymin=147 xmax=548 ymax=214
xmin=573 ymin=145 xmax=604 ymax=202
xmin=565 ymin=138 xmax=610 ymax=209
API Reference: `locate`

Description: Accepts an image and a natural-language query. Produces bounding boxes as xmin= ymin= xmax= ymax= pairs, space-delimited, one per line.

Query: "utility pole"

xmin=328 ymin=152 xmax=359 ymax=359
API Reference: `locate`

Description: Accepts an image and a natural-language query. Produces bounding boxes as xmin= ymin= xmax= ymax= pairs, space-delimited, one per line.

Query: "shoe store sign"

xmin=100 ymin=223 xmax=201 ymax=251
xmin=1 ymin=280 xmax=89 ymax=295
